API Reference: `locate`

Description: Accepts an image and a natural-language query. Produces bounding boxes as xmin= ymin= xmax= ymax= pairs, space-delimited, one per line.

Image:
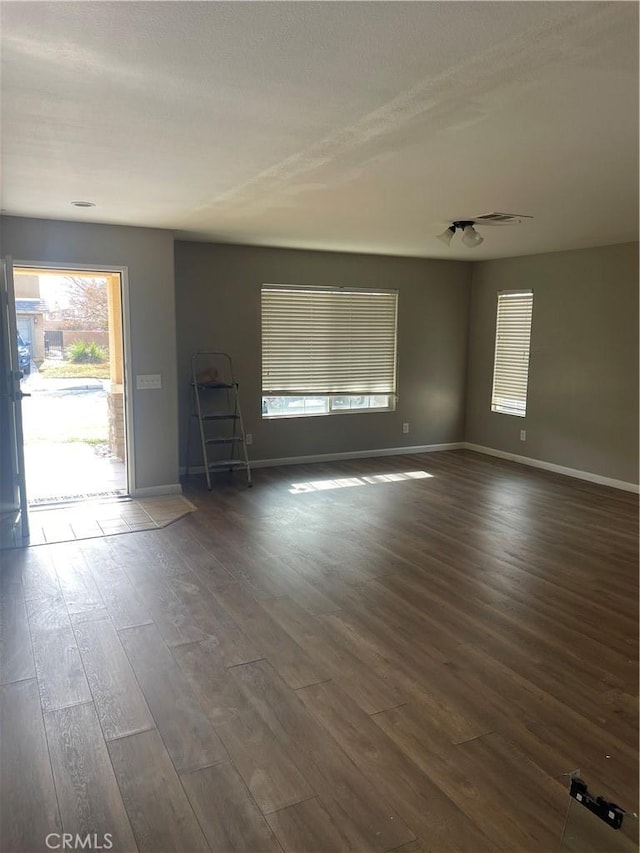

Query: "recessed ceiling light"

xmin=71 ymin=200 xmax=96 ymax=207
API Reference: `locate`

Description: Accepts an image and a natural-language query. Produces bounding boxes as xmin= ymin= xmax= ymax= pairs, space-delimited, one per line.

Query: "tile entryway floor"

xmin=15 ymin=495 xmax=197 ymax=548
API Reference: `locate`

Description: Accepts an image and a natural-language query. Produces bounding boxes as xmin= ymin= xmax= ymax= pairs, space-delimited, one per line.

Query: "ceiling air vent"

xmin=472 ymin=212 xmax=533 ymax=226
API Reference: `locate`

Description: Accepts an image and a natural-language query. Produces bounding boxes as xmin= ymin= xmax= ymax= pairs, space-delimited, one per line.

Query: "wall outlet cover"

xmin=136 ymin=374 xmax=162 ymax=390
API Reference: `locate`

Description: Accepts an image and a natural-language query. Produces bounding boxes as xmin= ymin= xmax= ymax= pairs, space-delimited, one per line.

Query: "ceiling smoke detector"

xmin=71 ymin=200 xmax=96 ymax=207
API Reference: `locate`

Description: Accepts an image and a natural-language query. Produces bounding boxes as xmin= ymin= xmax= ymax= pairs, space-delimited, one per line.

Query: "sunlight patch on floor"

xmin=289 ymin=470 xmax=433 ymax=494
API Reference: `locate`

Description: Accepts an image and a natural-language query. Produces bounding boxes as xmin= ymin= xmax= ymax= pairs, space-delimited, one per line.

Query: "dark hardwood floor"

xmin=1 ymin=449 xmax=637 ymax=852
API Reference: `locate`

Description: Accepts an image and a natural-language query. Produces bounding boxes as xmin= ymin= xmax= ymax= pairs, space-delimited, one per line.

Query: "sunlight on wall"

xmin=289 ymin=470 xmax=433 ymax=494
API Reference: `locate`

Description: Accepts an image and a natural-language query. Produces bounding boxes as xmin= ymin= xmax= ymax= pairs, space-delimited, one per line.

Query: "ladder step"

xmin=193 ymin=382 xmax=236 ymax=389
xmin=207 ymin=459 xmax=248 ymax=471
xmin=205 ymin=437 xmax=243 ymax=445
xmin=194 ymin=413 xmax=239 ymax=421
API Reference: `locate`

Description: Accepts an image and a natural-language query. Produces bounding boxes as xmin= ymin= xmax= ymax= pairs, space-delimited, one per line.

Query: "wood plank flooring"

xmin=0 ymin=450 xmax=637 ymax=852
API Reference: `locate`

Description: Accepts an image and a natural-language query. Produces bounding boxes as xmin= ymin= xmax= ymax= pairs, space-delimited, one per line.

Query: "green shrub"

xmin=67 ymin=340 xmax=107 ymax=363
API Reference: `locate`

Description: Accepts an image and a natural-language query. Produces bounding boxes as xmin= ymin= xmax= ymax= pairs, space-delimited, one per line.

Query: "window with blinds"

xmin=491 ymin=290 xmax=533 ymax=417
xmin=261 ymin=285 xmax=398 ymax=418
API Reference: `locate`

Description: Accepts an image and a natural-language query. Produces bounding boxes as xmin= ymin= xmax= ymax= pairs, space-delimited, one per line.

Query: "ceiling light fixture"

xmin=71 ymin=200 xmax=96 ymax=207
xmin=436 ymin=226 xmax=456 ymax=246
xmin=437 ymin=220 xmax=484 ymax=249
xmin=461 ymin=223 xmax=484 ymax=248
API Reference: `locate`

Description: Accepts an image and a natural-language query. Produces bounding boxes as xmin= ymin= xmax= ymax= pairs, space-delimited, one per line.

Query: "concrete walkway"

xmin=20 ymin=366 xmax=126 ymax=503
xmin=24 ymin=442 xmax=126 ymax=503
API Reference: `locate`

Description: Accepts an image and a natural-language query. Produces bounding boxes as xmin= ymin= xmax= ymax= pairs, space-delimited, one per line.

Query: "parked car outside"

xmin=17 ymin=333 xmax=31 ymax=375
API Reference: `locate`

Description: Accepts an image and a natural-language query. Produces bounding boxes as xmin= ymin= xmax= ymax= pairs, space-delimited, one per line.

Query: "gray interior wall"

xmin=0 ymin=216 xmax=180 ymax=491
xmin=175 ymin=241 xmax=472 ymax=465
xmin=465 ymin=242 xmax=639 ymax=484
xmin=4 ymin=218 xmax=634 ymax=488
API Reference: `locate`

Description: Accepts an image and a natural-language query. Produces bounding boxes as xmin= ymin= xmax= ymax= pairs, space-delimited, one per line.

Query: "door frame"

xmin=12 ymin=260 xmax=135 ymax=497
xmin=1 ymin=257 xmax=30 ymax=538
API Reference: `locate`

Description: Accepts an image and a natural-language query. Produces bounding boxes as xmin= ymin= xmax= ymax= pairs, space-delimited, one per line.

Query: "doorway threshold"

xmin=29 ymin=489 xmax=127 ymax=507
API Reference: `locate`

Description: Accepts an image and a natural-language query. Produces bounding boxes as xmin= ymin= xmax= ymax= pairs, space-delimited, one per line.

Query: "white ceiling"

xmin=1 ymin=1 xmax=638 ymax=260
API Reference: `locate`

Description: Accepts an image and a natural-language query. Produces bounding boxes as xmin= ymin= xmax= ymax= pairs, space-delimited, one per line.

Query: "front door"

xmin=1 ymin=256 xmax=30 ymax=544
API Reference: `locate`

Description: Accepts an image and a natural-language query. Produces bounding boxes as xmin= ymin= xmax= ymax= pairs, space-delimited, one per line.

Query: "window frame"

xmin=261 ymin=393 xmax=395 ymax=420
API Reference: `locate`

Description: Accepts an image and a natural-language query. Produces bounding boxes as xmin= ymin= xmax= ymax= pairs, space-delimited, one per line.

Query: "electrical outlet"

xmin=245 ymin=433 xmax=253 ymax=445
xmin=520 ymin=429 xmax=526 ymax=441
xmin=402 ymin=422 xmax=409 ymax=434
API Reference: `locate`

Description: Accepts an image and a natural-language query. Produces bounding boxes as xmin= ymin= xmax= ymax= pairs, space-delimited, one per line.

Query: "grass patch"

xmin=38 ymin=362 xmax=110 ymax=379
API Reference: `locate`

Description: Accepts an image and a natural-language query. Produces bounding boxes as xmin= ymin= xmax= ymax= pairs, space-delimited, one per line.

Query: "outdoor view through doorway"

xmin=15 ymin=268 xmax=128 ymax=504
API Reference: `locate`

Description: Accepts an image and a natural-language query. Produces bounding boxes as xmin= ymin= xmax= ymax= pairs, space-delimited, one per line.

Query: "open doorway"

xmin=14 ymin=267 xmax=129 ymax=505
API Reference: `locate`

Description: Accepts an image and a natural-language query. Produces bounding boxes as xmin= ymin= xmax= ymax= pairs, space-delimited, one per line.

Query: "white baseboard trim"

xmin=252 ymin=442 xmax=465 ymax=469
xmin=130 ymin=483 xmax=183 ymax=498
xmin=179 ymin=442 xmax=464 ymax=476
xmin=464 ymin=443 xmax=639 ymax=494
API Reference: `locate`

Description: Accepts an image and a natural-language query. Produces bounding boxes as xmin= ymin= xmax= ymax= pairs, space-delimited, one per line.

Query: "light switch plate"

xmin=136 ymin=374 xmax=162 ymax=390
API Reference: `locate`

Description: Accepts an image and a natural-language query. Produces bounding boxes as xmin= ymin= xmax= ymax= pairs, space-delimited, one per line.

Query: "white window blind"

xmin=491 ymin=290 xmax=533 ymax=417
xmin=262 ymin=285 xmax=398 ymax=395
